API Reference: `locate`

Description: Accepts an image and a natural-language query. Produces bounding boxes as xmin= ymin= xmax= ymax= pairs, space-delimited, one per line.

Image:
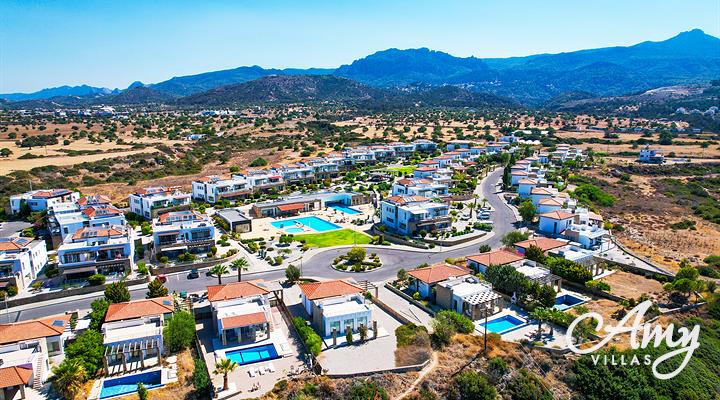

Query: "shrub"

xmin=163 ymin=311 xmax=196 ymax=353
xmin=585 ymin=280 xmax=611 ymax=292
xmin=507 ymin=368 xmax=553 ymax=400
xmin=436 ymin=310 xmax=474 ymax=334
xmin=449 ymin=370 xmax=497 ymax=400
xmin=104 ymin=282 xmax=130 ymax=303
xmin=87 ymin=274 xmax=106 ymax=286
xmin=136 ymin=262 xmax=149 ymax=276
xmin=545 ymin=257 xmax=592 ymax=284
xmin=292 ymin=317 xmax=322 ymax=356
xmin=249 ymin=157 xmax=268 ymax=167
xmin=192 ymin=358 xmax=212 ymax=398
xmin=346 ymin=327 xmax=354 ymax=345
xmin=285 ymin=265 xmax=300 ymax=283
xmin=137 ymin=383 xmax=149 ymax=400
xmin=64 ymin=329 xmax=105 ymax=376
xmin=347 ymin=381 xmax=388 ymax=400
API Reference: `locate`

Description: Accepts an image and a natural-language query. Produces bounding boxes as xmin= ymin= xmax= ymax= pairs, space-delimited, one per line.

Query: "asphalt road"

xmin=8 ymin=168 xmax=518 ymax=322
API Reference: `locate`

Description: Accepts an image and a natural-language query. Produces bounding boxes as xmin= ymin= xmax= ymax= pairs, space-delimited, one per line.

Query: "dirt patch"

xmin=600 ymin=270 xmax=665 ymax=299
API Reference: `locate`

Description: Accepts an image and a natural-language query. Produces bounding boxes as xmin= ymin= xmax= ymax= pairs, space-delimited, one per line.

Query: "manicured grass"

xmin=294 ymin=229 xmax=372 ymax=248
xmin=385 ymin=165 xmax=416 ymax=175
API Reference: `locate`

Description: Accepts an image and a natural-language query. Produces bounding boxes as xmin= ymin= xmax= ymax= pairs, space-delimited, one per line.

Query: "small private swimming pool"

xmin=100 ymin=370 xmax=163 ymax=399
xmin=328 ymin=203 xmax=362 ymax=215
xmin=554 ymin=294 xmax=586 ymax=311
xmin=225 ymin=343 xmax=280 ymax=366
xmin=271 ymin=216 xmax=341 ymax=233
xmin=479 ymin=315 xmax=527 ymax=335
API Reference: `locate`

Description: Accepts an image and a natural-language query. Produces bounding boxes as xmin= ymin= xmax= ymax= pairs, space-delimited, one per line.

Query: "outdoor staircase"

xmin=32 ymin=354 xmax=44 ymax=390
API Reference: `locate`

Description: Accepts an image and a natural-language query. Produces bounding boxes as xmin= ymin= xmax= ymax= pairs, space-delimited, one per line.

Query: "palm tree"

xmin=529 ymin=307 xmax=551 ymax=342
xmin=209 ymin=264 xmax=229 ymax=285
xmin=214 ymin=358 xmax=238 ymax=391
xmin=231 ymin=258 xmax=250 ymax=282
xmin=52 ymin=359 xmax=87 ymax=400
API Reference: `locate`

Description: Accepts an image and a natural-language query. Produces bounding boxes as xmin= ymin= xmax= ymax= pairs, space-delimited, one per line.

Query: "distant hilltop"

xmin=2 ymin=29 xmax=718 ymax=107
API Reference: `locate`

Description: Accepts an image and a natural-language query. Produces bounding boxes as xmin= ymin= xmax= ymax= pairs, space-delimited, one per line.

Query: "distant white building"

xmin=0 ymin=237 xmax=48 ymax=292
xmin=8 ymin=189 xmax=79 ymax=215
xmin=129 ymin=186 xmax=191 ymax=219
xmin=638 ymin=146 xmax=664 ymax=164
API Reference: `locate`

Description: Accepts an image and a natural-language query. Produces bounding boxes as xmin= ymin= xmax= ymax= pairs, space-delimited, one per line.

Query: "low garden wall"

xmin=370 ymin=225 xmax=428 ymax=249
xmin=324 ymin=359 xmax=431 ymax=379
xmin=5 ymin=276 xmax=149 ymax=308
xmin=423 ymin=231 xmax=486 ymax=247
xmin=151 ymin=252 xmax=239 ymax=275
xmin=563 ymin=280 xmax=626 ymax=302
xmin=370 ymin=296 xmax=414 ymax=326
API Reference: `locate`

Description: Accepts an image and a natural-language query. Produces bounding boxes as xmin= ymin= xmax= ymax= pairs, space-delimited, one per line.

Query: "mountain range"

xmin=1 ymin=29 xmax=718 ymax=107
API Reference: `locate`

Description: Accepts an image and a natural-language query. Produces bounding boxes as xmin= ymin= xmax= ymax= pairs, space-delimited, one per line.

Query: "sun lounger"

xmin=257 ymin=367 xmax=265 ymax=375
xmin=268 ymin=363 xmax=276 ymax=373
xmin=248 ymin=368 xmax=257 ymax=377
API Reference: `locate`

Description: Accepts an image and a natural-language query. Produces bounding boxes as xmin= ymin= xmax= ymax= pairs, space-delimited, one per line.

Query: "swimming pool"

xmin=479 ymin=315 xmax=527 ymax=334
xmin=328 ymin=203 xmax=362 ymax=215
xmin=100 ymin=370 xmax=162 ymax=399
xmin=271 ymin=216 xmax=341 ymax=233
xmin=554 ymin=294 xmax=586 ymax=311
xmin=225 ymin=343 xmax=280 ymax=365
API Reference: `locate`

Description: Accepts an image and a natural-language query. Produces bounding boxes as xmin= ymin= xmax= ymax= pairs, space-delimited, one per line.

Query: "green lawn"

xmin=384 ymin=165 xmax=416 ymax=175
xmin=294 ymin=229 xmax=372 ymax=248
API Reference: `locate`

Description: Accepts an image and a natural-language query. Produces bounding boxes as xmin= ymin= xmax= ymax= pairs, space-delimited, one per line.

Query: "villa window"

xmin=357 ymin=316 xmax=367 ymax=328
xmin=344 ymin=319 xmax=354 ymax=332
xmin=330 ymin=321 xmax=341 ymax=334
xmin=48 ymin=341 xmax=60 ymax=353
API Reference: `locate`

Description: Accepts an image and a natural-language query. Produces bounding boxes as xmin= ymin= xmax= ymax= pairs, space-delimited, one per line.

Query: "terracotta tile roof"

xmin=105 ymin=296 xmax=175 ymax=322
xmin=538 ymin=210 xmax=575 ymax=220
xmin=0 ymin=315 xmax=70 ymax=345
xmin=531 ymin=187 xmax=553 ymax=195
xmin=384 ymin=195 xmax=431 ymax=205
xmin=415 ymin=167 xmax=436 ymax=172
xmin=71 ymin=226 xmax=125 ymax=241
xmin=510 ymin=171 xmax=528 ymax=176
xmin=518 ymin=179 xmax=537 ymax=185
xmin=276 ymin=203 xmax=305 ymax=212
xmin=299 ymin=279 xmax=363 ymax=300
xmin=407 ymin=263 xmax=472 ymax=284
xmin=81 ymin=204 xmax=122 ymax=218
xmin=221 ymin=312 xmax=267 ymax=330
xmin=30 ymin=189 xmax=71 ymax=198
xmin=207 ymin=281 xmax=270 ymax=302
xmin=396 ymin=178 xmax=432 ymax=186
xmin=0 ymin=366 xmax=32 ymax=389
xmin=77 ymin=194 xmax=112 ymax=207
xmin=538 ymin=198 xmax=564 ymax=206
xmin=0 ymin=237 xmax=32 ymax=251
xmin=466 ymin=249 xmax=524 ymax=267
xmin=419 ymin=160 xmax=439 ymax=165
xmin=514 ymin=238 xmax=567 ymax=251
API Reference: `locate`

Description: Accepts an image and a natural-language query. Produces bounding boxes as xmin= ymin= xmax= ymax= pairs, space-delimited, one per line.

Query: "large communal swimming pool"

xmin=479 ymin=315 xmax=527 ymax=335
xmin=100 ymin=370 xmax=163 ymax=399
xmin=225 ymin=343 xmax=280 ymax=366
xmin=554 ymin=294 xmax=586 ymax=311
xmin=328 ymin=203 xmax=362 ymax=215
xmin=271 ymin=216 xmax=341 ymax=233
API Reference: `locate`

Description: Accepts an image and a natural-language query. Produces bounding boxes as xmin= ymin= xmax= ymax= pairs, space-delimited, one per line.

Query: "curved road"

xmin=7 ymin=168 xmax=518 ymax=322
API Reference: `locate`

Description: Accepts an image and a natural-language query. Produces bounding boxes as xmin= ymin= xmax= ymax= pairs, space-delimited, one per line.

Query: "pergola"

xmin=462 ymin=290 xmax=504 ymax=320
xmin=103 ymin=339 xmax=161 ymax=375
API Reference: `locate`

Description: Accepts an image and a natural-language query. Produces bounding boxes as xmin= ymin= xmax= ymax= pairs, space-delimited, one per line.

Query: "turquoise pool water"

xmin=328 ymin=203 xmax=361 ymax=215
xmin=554 ymin=294 xmax=586 ymax=311
xmin=479 ymin=315 xmax=526 ymax=334
xmin=226 ymin=344 xmax=280 ymax=365
xmin=100 ymin=370 xmax=162 ymax=399
xmin=271 ymin=216 xmax=341 ymax=233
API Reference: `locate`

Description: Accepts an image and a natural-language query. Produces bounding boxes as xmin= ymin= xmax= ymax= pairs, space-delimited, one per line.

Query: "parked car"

xmin=157 ymin=274 xmax=167 ymax=283
xmin=187 ymin=269 xmax=199 ymax=279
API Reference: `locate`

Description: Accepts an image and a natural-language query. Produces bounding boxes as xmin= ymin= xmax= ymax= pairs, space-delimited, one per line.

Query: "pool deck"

xmin=239 ymin=204 xmax=375 ymax=240
xmin=196 ymin=308 xmax=306 ymax=399
xmin=87 ymin=367 xmax=178 ymax=400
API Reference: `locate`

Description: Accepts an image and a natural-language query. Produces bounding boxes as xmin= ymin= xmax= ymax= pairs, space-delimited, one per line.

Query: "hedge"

xmin=292 ymin=317 xmax=322 ymax=356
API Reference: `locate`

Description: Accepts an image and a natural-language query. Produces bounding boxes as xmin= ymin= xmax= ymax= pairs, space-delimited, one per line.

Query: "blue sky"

xmin=1 ymin=0 xmax=719 ymax=93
